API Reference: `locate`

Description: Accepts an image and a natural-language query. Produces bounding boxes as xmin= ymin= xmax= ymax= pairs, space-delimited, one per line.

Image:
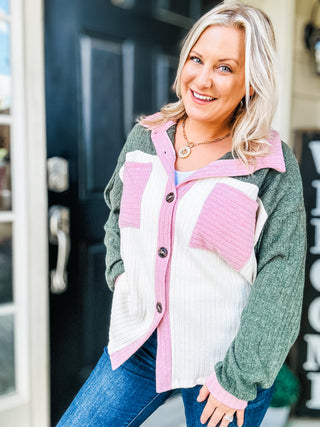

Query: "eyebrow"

xmin=190 ymin=50 xmax=240 ymax=66
xmin=219 ymin=57 xmax=240 ymax=65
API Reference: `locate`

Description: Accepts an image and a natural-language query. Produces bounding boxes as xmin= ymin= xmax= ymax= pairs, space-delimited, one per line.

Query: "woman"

xmin=58 ymin=2 xmax=306 ymax=426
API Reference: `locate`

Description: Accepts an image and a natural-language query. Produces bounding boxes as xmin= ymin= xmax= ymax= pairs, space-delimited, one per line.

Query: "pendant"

xmin=178 ymin=146 xmax=191 ymax=159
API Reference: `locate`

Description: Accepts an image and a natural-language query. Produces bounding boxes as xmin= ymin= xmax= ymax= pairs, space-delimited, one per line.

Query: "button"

xmin=158 ymin=247 xmax=168 ymax=258
xmin=165 ymin=192 xmax=175 ymax=203
xmin=156 ymin=302 xmax=163 ymax=313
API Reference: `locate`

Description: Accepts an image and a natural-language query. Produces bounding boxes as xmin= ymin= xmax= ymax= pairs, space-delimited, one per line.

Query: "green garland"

xmin=270 ymin=364 xmax=300 ymax=408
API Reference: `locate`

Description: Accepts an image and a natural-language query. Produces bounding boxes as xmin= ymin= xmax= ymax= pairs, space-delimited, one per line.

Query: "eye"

xmin=190 ymin=56 xmax=202 ymax=64
xmin=219 ymin=65 xmax=232 ymax=73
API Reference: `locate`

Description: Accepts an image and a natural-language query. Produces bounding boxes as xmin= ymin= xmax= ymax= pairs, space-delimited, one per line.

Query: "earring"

xmin=239 ymin=97 xmax=245 ymax=109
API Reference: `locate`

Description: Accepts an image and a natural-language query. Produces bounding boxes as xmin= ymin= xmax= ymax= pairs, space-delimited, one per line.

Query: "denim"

xmin=57 ymin=331 xmax=274 ymax=427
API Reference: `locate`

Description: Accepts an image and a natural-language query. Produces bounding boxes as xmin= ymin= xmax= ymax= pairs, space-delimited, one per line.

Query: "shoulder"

xmin=126 ymin=122 xmax=152 ymax=145
xmin=281 ymin=141 xmax=300 ymax=174
xmin=279 ymin=141 xmax=304 ymax=197
xmin=118 ymin=122 xmax=155 ymax=158
xmin=258 ymin=141 xmax=305 ymax=216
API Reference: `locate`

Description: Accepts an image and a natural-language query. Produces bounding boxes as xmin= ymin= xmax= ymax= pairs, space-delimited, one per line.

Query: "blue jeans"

xmin=57 ymin=331 xmax=274 ymax=426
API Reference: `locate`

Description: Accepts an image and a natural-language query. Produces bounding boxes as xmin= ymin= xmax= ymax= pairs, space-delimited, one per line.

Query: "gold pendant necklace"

xmin=178 ymin=115 xmax=231 ymax=159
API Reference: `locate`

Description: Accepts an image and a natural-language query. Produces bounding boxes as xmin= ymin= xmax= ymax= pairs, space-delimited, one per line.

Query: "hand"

xmin=197 ymin=385 xmax=245 ymax=427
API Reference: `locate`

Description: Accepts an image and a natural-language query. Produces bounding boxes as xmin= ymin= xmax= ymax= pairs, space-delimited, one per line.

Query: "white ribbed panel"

xmin=108 ymin=152 xmax=167 ymax=353
xmin=169 ymin=177 xmax=259 ymax=388
xmin=109 ymin=159 xmax=270 ymax=388
xmin=254 ymin=198 xmax=268 ymax=246
xmin=240 ymin=198 xmax=269 ymax=284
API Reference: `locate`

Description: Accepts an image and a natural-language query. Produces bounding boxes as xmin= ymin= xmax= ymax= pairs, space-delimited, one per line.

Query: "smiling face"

xmin=180 ymin=25 xmax=247 ymax=130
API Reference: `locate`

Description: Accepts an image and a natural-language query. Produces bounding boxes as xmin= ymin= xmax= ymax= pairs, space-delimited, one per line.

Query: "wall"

xmin=234 ymin=0 xmax=320 ymax=139
xmin=227 ymin=0 xmax=295 ymax=144
xmin=291 ymin=0 xmax=320 ymax=132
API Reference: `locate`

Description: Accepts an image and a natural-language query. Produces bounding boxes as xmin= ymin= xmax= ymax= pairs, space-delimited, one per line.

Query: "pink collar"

xmin=147 ymin=119 xmax=286 ymax=180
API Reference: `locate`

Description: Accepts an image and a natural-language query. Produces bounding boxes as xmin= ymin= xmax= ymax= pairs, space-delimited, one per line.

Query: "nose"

xmin=195 ymin=66 xmax=213 ymax=89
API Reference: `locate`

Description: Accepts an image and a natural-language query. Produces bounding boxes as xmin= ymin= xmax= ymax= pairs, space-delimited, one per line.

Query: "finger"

xmin=197 ymin=384 xmax=210 ymax=402
xmin=236 ymin=409 xmax=245 ymax=427
xmin=218 ymin=413 xmax=235 ymax=427
xmin=207 ymin=408 xmax=225 ymax=427
xmin=200 ymin=401 xmax=216 ymax=424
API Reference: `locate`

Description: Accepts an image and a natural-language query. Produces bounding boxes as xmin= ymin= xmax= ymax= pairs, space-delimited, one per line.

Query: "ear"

xmin=249 ymin=85 xmax=254 ymax=97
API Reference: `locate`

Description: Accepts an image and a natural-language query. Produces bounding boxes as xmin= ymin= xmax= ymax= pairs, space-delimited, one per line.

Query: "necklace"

xmin=178 ymin=115 xmax=231 ymax=159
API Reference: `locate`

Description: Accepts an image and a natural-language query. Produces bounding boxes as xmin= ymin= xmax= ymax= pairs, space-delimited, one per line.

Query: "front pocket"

xmin=119 ymin=162 xmax=152 ymax=228
xmin=189 ymin=182 xmax=258 ymax=271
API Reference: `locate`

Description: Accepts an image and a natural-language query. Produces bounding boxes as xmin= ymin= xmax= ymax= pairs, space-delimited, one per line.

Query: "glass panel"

xmin=0 ymin=20 xmax=11 ymax=114
xmin=0 ymin=1 xmax=10 ymax=15
xmin=0 ymin=222 xmax=12 ymax=304
xmin=0 ymin=314 xmax=15 ymax=396
xmin=157 ymin=0 xmax=200 ymax=18
xmin=0 ymin=125 xmax=11 ymax=210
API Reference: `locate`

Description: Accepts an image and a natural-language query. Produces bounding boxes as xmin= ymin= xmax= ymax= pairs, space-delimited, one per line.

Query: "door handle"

xmin=49 ymin=205 xmax=71 ymax=294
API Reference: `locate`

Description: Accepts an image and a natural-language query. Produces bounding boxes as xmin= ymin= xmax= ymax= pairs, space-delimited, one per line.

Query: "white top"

xmin=175 ymin=169 xmax=198 ymax=185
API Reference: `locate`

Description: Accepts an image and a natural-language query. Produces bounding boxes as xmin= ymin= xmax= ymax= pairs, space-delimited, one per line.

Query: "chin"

xmin=184 ymin=108 xmax=214 ymax=123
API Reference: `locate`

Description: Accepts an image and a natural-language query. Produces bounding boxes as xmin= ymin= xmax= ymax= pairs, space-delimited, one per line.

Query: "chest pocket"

xmin=189 ymin=182 xmax=258 ymax=271
xmin=119 ymin=162 xmax=152 ymax=228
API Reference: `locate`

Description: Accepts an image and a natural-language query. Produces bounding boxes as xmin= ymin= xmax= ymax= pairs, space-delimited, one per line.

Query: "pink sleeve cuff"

xmin=205 ymin=371 xmax=248 ymax=410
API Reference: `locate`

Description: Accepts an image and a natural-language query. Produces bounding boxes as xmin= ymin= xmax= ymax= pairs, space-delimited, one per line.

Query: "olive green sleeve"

xmin=213 ymin=144 xmax=307 ymax=401
xmin=103 ymin=158 xmax=125 ymax=292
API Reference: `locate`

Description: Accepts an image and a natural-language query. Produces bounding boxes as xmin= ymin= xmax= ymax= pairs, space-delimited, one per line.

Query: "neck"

xmin=183 ymin=116 xmax=231 ymax=141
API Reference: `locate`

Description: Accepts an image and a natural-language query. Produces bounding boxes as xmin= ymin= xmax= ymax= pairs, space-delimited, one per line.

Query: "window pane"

xmin=0 ymin=20 xmax=11 ymax=114
xmin=0 ymin=222 xmax=12 ymax=304
xmin=0 ymin=125 xmax=11 ymax=210
xmin=0 ymin=314 xmax=15 ymax=396
xmin=0 ymin=1 xmax=10 ymax=15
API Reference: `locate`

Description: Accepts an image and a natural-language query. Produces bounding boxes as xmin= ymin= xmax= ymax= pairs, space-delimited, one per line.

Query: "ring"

xmin=225 ymin=415 xmax=234 ymax=422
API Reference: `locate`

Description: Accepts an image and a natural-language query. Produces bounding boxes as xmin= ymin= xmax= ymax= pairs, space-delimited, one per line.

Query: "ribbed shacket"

xmin=103 ymin=119 xmax=306 ymax=408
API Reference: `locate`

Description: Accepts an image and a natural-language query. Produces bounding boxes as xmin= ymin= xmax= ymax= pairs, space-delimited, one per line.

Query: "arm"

xmin=204 ymin=146 xmax=307 ymax=405
xmin=199 ymin=146 xmax=307 ymax=427
xmin=104 ymin=162 xmax=125 ymax=292
xmin=103 ymin=124 xmax=139 ymax=291
xmin=206 ymin=207 xmax=306 ymax=402
xmin=103 ymin=123 xmax=154 ymax=291
xmin=199 ymin=207 xmax=306 ymax=426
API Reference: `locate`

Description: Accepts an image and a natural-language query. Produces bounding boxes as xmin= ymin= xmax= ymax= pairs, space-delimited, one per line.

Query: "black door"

xmin=45 ymin=0 xmax=222 ymax=424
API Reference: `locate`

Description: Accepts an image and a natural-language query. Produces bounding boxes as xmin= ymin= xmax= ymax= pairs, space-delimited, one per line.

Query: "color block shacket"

xmin=104 ymin=120 xmax=306 ymax=408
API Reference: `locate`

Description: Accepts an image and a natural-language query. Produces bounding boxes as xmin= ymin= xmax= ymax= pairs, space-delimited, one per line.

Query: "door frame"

xmin=0 ymin=0 xmax=49 ymax=425
xmin=24 ymin=0 xmax=49 ymax=425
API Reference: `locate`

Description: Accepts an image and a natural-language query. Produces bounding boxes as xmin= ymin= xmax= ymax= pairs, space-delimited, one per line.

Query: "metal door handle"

xmin=49 ymin=205 xmax=70 ymax=293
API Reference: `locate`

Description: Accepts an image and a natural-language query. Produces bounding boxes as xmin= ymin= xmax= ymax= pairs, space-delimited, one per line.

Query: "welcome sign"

xmin=294 ymin=130 xmax=320 ymax=417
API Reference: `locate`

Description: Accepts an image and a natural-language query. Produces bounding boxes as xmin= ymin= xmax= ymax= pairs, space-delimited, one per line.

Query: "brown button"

xmin=165 ymin=192 xmax=175 ymax=203
xmin=156 ymin=302 xmax=163 ymax=313
xmin=158 ymin=247 xmax=168 ymax=258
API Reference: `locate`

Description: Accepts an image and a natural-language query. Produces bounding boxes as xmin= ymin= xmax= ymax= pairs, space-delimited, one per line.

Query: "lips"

xmin=191 ymin=90 xmax=216 ymax=103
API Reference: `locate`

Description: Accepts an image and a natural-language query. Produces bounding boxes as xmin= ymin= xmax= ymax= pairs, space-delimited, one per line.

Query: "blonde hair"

xmin=140 ymin=1 xmax=279 ymax=165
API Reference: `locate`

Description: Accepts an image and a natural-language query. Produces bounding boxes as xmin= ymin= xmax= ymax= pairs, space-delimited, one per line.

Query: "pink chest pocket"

xmin=119 ymin=162 xmax=152 ymax=228
xmin=190 ymin=182 xmax=258 ymax=271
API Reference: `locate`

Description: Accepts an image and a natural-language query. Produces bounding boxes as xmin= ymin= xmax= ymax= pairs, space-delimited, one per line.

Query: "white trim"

xmin=0 ymin=0 xmax=30 ymax=415
xmin=0 ymin=304 xmax=16 ymax=316
xmin=0 ymin=0 xmax=30 ymax=414
xmin=0 ymin=211 xmax=14 ymax=222
xmin=11 ymin=0 xmax=29 ymax=407
xmin=0 ymin=13 xmax=11 ymax=23
xmin=0 ymin=115 xmax=13 ymax=124
xmin=0 ymin=393 xmax=28 ymax=412
xmin=272 ymin=0 xmax=295 ymax=145
xmin=23 ymin=0 xmax=50 ymax=424
xmin=0 ymin=0 xmax=49 ymax=425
